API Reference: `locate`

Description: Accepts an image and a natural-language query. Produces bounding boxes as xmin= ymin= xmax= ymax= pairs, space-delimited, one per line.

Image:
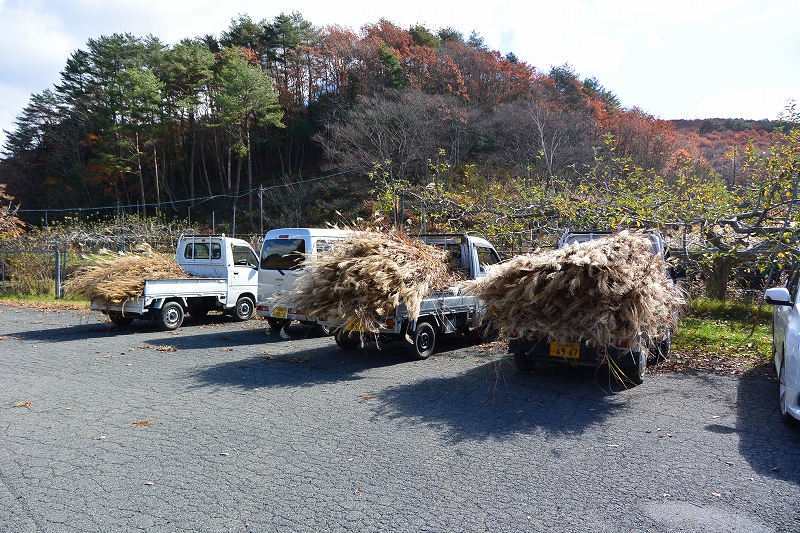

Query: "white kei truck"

xmin=91 ymin=235 xmax=259 ymax=331
xmin=256 ymin=227 xmax=351 ymax=332
xmin=322 ymin=234 xmax=502 ymax=359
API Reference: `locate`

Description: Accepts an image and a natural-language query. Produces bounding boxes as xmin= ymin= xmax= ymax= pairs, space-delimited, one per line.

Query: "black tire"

xmin=233 ymin=296 xmax=255 ymax=322
xmin=267 ymin=318 xmax=290 ymax=331
xmin=407 ymin=321 xmax=436 ymax=360
xmin=109 ymin=312 xmax=133 ymax=327
xmin=188 ymin=307 xmax=210 ymax=319
xmin=335 ymin=328 xmax=361 ymax=350
xmin=514 ymin=350 xmax=536 ymax=372
xmin=779 ymin=356 xmax=800 ymax=426
xmin=648 ymin=332 xmax=671 ymax=365
xmin=316 ymin=323 xmax=334 ymax=336
xmin=620 ymin=353 xmax=646 ymax=386
xmin=156 ymin=302 xmax=184 ymax=331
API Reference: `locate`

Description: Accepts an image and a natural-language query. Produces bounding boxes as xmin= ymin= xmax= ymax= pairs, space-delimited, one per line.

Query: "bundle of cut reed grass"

xmin=65 ymin=251 xmax=191 ymax=307
xmin=284 ymin=229 xmax=458 ymax=333
xmin=469 ymin=230 xmax=683 ymax=348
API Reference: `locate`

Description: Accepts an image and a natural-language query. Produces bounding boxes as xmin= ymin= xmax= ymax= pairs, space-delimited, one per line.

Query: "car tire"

xmin=233 ymin=296 xmax=254 ymax=321
xmin=779 ymin=356 xmax=800 ymax=426
xmin=109 ymin=312 xmax=133 ymax=327
xmin=335 ymin=328 xmax=361 ymax=350
xmin=513 ymin=349 xmax=536 ymax=372
xmin=188 ymin=307 xmax=210 ymax=319
xmin=407 ymin=321 xmax=436 ymax=360
xmin=156 ymin=302 xmax=184 ymax=331
xmin=649 ymin=332 xmax=671 ymax=365
xmin=267 ymin=318 xmax=290 ymax=331
xmin=316 ymin=323 xmax=334 ymax=336
xmin=620 ymin=351 xmax=646 ymax=386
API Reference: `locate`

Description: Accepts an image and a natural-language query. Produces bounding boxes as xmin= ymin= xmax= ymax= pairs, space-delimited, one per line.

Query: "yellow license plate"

xmin=550 ymin=342 xmax=580 ymax=359
xmin=272 ymin=307 xmax=287 ymax=319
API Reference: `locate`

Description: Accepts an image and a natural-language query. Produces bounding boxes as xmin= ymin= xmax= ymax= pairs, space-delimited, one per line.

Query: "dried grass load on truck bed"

xmin=65 ymin=250 xmax=192 ymax=306
xmin=470 ymin=230 xmax=683 ymax=348
xmin=284 ymin=230 xmax=459 ymax=332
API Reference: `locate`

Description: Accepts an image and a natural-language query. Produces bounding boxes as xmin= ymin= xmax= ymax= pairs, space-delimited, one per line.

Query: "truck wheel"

xmin=316 ymin=323 xmax=334 ymax=336
xmin=267 ymin=318 xmax=290 ymax=331
xmin=188 ymin=307 xmax=209 ymax=319
xmin=514 ymin=350 xmax=536 ymax=372
xmin=156 ymin=302 xmax=184 ymax=331
xmin=620 ymin=353 xmax=646 ymax=386
xmin=335 ymin=328 xmax=361 ymax=350
xmin=233 ymin=296 xmax=255 ymax=321
xmin=109 ymin=312 xmax=133 ymax=327
xmin=408 ymin=321 xmax=436 ymax=360
xmin=648 ymin=332 xmax=672 ymax=365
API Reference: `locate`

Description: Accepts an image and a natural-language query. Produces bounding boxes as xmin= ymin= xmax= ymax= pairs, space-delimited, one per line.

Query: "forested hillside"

xmin=1 ymin=12 xmax=799 ymax=300
xmin=0 ymin=13 xmax=733 ymax=224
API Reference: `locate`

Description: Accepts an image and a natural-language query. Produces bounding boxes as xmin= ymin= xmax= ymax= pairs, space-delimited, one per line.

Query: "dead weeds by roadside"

xmin=0 ymin=298 xmax=89 ymax=312
xmin=652 ymin=349 xmax=774 ymax=378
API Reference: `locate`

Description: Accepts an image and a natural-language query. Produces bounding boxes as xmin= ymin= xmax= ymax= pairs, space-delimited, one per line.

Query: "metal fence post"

xmin=54 ymin=236 xmax=62 ymax=299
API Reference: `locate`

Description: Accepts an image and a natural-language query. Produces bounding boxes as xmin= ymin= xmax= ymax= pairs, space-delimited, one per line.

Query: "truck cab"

xmin=256 ymin=227 xmax=350 ymax=329
xmin=419 ymin=234 xmax=501 ymax=280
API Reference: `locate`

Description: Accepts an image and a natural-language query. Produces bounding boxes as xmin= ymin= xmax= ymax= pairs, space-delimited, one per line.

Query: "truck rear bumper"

xmin=509 ymin=336 xmax=643 ymax=367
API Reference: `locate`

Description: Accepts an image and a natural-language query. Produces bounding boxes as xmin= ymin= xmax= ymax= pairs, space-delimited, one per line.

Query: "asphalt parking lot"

xmin=1 ymin=304 xmax=799 ymax=533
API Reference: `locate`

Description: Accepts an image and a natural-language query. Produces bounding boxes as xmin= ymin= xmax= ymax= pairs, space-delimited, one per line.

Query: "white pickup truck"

xmin=91 ymin=234 xmax=259 ymax=330
xmin=324 ymin=234 xmax=502 ymax=359
xmin=509 ymin=229 xmax=673 ymax=384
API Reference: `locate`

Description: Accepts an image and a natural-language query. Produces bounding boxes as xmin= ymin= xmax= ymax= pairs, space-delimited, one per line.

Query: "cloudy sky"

xmin=1 ymin=0 xmax=798 ymax=148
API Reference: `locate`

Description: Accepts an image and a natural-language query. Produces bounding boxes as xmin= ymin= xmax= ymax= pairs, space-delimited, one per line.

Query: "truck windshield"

xmin=260 ymin=238 xmax=306 ymax=270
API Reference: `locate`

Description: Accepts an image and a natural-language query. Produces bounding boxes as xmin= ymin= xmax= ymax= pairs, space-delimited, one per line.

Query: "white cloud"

xmin=692 ymin=87 xmax=797 ymax=121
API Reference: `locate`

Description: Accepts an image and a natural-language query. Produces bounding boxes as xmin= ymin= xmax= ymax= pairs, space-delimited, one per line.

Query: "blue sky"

xmin=1 ymin=0 xmax=798 ymax=148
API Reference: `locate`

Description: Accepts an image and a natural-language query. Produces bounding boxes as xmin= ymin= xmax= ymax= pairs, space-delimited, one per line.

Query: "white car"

xmin=765 ymin=280 xmax=800 ymax=425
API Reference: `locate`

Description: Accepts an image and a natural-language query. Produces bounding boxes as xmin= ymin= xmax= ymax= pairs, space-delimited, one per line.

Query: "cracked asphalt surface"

xmin=1 ymin=304 xmax=799 ymax=532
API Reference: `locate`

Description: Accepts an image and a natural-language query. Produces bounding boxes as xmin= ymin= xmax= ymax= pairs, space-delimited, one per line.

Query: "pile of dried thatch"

xmin=65 ymin=251 xmax=191 ymax=306
xmin=283 ymin=229 xmax=458 ymax=332
xmin=469 ymin=230 xmax=683 ymax=347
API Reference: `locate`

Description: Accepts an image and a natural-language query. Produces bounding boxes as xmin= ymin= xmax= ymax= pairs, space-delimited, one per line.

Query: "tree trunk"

xmin=246 ymin=124 xmax=253 ymax=229
xmin=704 ymin=255 xmax=735 ymax=301
xmin=152 ymin=142 xmax=161 ymax=218
xmin=135 ymin=132 xmax=147 ymax=218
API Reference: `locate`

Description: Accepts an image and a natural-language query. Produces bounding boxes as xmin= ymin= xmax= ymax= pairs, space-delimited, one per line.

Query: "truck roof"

xmin=263 ymin=228 xmax=350 ymax=239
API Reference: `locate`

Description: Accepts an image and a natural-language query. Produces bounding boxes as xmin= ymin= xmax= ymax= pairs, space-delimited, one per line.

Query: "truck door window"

xmin=316 ymin=239 xmax=339 ymax=254
xmin=232 ymin=245 xmax=258 ymax=267
xmin=477 ymin=246 xmax=500 ymax=267
xmin=260 ymin=239 xmax=306 ymax=270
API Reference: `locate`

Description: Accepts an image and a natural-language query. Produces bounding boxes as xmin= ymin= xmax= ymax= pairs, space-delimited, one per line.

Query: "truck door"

xmin=230 ymin=243 xmax=259 ymax=293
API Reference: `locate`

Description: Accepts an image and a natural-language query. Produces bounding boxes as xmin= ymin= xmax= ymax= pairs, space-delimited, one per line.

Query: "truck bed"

xmin=91 ymin=278 xmax=228 ymax=316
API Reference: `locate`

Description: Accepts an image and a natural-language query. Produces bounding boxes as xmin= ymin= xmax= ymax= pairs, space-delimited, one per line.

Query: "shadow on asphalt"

xmin=734 ymin=374 xmax=800 ymax=484
xmin=191 ymin=334 xmax=627 ymax=442
xmin=12 ymin=315 xmax=282 ymax=344
xmin=371 ymin=358 xmax=628 ymax=443
xmin=188 ymin=343 xmax=409 ymax=389
xmin=12 ymin=320 xmax=149 ymax=341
